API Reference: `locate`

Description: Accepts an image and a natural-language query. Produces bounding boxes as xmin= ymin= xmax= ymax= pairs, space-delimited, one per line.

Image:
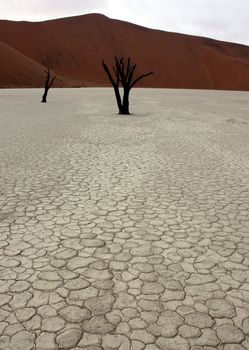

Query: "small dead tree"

xmin=41 ymin=67 xmax=56 ymax=103
xmin=102 ymin=57 xmax=154 ymax=115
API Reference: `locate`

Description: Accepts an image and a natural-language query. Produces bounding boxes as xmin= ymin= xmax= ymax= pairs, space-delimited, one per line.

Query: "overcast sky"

xmin=0 ymin=0 xmax=249 ymax=45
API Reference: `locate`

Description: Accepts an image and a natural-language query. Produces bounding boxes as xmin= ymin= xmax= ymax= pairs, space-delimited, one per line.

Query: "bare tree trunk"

xmin=114 ymin=86 xmax=123 ymax=114
xmin=122 ymin=88 xmax=130 ymax=115
xmin=41 ymin=88 xmax=48 ymax=103
xmin=102 ymin=57 xmax=153 ymax=115
xmin=41 ymin=67 xmax=56 ymax=103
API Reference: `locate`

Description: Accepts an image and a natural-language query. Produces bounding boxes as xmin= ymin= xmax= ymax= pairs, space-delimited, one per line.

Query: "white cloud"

xmin=0 ymin=0 xmax=108 ymax=21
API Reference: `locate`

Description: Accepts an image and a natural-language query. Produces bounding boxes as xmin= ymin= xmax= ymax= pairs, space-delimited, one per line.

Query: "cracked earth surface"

xmin=0 ymin=88 xmax=249 ymax=350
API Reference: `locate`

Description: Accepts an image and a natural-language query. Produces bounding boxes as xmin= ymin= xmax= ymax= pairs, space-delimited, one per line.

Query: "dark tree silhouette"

xmin=102 ymin=57 xmax=154 ymax=115
xmin=41 ymin=67 xmax=56 ymax=103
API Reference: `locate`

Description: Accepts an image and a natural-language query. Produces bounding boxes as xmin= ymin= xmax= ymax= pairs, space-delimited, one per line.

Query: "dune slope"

xmin=0 ymin=14 xmax=248 ymax=89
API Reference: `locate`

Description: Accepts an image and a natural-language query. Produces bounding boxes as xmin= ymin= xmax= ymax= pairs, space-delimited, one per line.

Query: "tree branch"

xmin=48 ymin=75 xmax=56 ymax=89
xmin=131 ymin=72 xmax=154 ymax=88
xmin=102 ymin=59 xmax=117 ymax=87
xmin=127 ymin=64 xmax=137 ymax=87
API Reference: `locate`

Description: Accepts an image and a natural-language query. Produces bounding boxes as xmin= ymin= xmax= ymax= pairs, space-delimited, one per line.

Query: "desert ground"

xmin=0 ymin=88 xmax=249 ymax=349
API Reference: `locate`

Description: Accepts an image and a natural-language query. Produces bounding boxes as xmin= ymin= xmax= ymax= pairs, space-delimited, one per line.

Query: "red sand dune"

xmin=0 ymin=41 xmax=45 ymax=88
xmin=0 ymin=13 xmax=249 ymax=90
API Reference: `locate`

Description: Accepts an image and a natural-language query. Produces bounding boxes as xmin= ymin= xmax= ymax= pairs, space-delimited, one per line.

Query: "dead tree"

xmin=102 ymin=57 xmax=153 ymax=115
xmin=41 ymin=67 xmax=56 ymax=103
